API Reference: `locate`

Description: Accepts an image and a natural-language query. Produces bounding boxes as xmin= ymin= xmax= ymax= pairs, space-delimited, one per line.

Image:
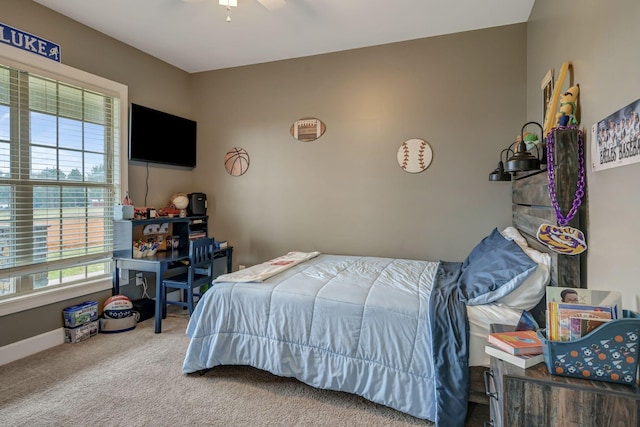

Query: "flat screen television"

xmin=128 ymin=103 xmax=197 ymax=168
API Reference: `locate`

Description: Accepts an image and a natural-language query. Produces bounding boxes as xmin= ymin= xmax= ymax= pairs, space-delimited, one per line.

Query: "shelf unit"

xmin=188 ymin=217 xmax=208 ymax=241
xmin=113 ymin=215 xmax=208 ymax=258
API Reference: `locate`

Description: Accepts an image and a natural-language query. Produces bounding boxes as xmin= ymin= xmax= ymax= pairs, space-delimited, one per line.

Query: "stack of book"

xmin=485 ymin=325 xmax=544 ymax=369
xmin=545 ymin=287 xmax=622 ymax=341
xmin=188 ymin=230 xmax=207 ymax=240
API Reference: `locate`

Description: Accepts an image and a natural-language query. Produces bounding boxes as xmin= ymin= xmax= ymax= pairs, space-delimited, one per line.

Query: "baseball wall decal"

xmin=224 ymin=147 xmax=250 ymax=176
xmin=397 ymin=138 xmax=432 ymax=173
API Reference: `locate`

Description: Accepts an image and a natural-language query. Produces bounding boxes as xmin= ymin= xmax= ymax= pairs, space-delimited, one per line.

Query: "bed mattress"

xmin=183 ymin=254 xmax=518 ymax=425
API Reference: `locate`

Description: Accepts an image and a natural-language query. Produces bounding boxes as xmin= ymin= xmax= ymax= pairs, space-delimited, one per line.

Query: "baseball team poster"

xmin=591 ymin=98 xmax=640 ymax=172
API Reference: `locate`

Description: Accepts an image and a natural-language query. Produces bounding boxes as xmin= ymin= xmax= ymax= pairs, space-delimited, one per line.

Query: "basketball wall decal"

xmin=290 ymin=118 xmax=326 ymax=142
xmin=397 ymin=138 xmax=433 ymax=173
xmin=224 ymin=147 xmax=250 ymax=176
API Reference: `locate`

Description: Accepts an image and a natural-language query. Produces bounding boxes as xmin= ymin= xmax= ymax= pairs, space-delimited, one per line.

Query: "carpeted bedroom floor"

xmin=0 ymin=308 xmax=489 ymax=426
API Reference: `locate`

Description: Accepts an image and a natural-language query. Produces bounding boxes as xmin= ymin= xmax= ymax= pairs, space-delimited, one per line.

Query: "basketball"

xmin=224 ymin=147 xmax=250 ymax=176
xmin=103 ymin=295 xmax=133 ymax=319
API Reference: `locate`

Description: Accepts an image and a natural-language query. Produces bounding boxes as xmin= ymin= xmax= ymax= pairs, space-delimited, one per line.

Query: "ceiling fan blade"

xmin=257 ymin=0 xmax=286 ymax=11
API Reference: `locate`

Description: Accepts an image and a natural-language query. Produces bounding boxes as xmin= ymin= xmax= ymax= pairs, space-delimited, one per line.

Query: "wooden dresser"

xmin=485 ymin=346 xmax=640 ymax=426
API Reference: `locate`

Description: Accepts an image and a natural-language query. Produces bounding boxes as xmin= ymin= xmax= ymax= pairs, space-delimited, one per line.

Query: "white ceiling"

xmin=34 ymin=0 xmax=535 ymax=74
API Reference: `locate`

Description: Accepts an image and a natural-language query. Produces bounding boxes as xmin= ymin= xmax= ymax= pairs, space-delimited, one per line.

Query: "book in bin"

xmin=484 ymin=345 xmax=545 ymax=369
xmin=487 ymin=330 xmax=543 ymax=355
xmin=545 ymin=287 xmax=622 ymax=341
xmin=569 ymin=317 xmax=611 ymax=341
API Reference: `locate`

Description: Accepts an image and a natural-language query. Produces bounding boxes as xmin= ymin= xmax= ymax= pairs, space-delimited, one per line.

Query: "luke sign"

xmin=0 ymin=22 xmax=61 ymax=62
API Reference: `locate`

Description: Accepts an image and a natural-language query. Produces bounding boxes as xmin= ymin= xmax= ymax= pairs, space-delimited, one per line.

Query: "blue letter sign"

xmin=0 ymin=23 xmax=61 ymax=62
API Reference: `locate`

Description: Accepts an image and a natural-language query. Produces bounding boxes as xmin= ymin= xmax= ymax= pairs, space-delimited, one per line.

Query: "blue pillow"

xmin=459 ymin=228 xmax=537 ymax=306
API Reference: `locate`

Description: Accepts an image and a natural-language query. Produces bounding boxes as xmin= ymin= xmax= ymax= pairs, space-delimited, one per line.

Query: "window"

xmin=0 ymin=45 xmax=127 ymax=310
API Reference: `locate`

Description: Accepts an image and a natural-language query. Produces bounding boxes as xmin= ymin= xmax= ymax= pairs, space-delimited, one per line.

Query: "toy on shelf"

xmin=555 ymin=84 xmax=580 ymax=127
xmin=122 ymin=191 xmax=133 ymax=206
xmin=132 ymin=240 xmax=159 ymax=258
xmin=159 ymin=193 xmax=189 ymax=217
xmin=520 ymin=131 xmax=541 ymax=151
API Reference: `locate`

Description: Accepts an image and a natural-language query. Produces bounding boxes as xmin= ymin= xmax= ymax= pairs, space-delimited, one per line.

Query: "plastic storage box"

xmin=64 ymin=320 xmax=99 ymax=343
xmin=538 ymin=310 xmax=640 ymax=385
xmin=62 ymin=301 xmax=98 ymax=328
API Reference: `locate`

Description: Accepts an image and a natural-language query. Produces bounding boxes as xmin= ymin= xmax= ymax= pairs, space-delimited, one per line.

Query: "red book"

xmin=487 ymin=330 xmax=543 ymax=355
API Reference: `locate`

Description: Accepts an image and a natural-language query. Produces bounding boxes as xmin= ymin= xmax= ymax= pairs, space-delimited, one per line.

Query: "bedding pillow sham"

xmin=496 ymin=227 xmax=551 ymax=311
xmin=458 ymin=228 xmax=537 ymax=306
xmin=500 ymin=226 xmax=528 ymax=249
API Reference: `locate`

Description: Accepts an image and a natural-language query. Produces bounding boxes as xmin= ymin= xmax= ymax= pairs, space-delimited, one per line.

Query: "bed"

xmin=182 ymin=128 xmax=584 ymax=426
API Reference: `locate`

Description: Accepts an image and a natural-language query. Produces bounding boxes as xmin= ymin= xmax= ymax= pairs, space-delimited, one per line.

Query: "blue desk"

xmin=113 ymin=249 xmax=189 ymax=333
xmin=112 ymin=246 xmax=233 ymax=333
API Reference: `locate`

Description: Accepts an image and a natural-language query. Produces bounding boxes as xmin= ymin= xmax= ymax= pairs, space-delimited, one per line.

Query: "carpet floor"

xmin=0 ymin=309 xmax=489 ymax=426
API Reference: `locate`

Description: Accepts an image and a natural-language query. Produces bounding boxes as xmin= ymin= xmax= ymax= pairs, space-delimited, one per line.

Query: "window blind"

xmin=0 ymin=63 xmax=120 ymax=298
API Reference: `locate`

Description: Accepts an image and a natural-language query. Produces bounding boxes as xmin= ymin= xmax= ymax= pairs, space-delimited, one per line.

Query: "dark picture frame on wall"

xmin=541 ymin=69 xmax=554 ymax=125
xmin=541 ymin=68 xmax=554 ymax=124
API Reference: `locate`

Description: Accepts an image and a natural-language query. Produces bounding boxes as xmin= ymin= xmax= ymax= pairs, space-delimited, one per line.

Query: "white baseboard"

xmin=0 ymin=328 xmax=64 ymax=366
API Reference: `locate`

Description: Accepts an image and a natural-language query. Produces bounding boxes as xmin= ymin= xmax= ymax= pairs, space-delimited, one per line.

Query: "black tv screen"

xmin=128 ymin=103 xmax=197 ymax=168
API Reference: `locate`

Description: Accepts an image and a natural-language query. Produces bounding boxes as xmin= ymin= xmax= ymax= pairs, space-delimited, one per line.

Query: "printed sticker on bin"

xmin=550 ymin=329 xmax=639 ymax=384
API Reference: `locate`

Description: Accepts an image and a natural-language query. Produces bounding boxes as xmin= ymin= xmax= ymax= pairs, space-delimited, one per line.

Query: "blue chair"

xmin=161 ymin=237 xmax=215 ymax=318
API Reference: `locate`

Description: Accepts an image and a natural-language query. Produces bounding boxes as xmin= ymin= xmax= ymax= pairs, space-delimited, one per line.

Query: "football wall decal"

xmin=290 ymin=118 xmax=326 ymax=142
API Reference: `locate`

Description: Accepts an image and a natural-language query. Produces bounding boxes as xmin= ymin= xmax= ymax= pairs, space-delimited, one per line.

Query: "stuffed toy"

xmin=522 ymin=131 xmax=540 ymax=151
xmin=158 ymin=193 xmax=189 ymax=217
xmin=555 ymin=84 xmax=580 ymax=127
xmin=169 ymin=193 xmax=189 ymax=211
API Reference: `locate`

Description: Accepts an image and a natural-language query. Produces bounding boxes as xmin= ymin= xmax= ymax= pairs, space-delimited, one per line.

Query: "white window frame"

xmin=0 ymin=43 xmax=128 ymax=316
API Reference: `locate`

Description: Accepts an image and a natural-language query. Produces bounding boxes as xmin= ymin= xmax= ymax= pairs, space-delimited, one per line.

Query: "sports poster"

xmin=591 ymin=98 xmax=640 ymax=172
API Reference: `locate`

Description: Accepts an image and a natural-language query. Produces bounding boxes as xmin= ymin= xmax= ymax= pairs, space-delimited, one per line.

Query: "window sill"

xmin=0 ymin=278 xmax=112 ymax=316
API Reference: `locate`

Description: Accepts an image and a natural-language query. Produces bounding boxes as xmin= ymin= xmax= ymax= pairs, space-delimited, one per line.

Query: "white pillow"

xmin=501 ymin=226 xmax=528 ymax=248
xmin=497 ymin=227 xmax=551 ymax=311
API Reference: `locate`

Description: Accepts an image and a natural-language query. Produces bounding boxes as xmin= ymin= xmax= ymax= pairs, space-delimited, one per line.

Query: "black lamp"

xmin=504 ymin=121 xmax=543 ymax=173
xmin=488 ymin=147 xmax=513 ymax=181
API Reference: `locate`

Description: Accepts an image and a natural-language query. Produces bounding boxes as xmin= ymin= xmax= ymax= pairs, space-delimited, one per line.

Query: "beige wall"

xmin=527 ymin=0 xmax=640 ymax=311
xmin=3 ymin=0 xmax=195 ymax=210
xmin=191 ymin=26 xmax=526 ymax=267
xmin=1 ymin=0 xmax=196 ymax=345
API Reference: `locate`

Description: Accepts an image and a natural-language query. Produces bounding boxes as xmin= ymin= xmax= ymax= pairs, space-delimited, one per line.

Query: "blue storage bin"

xmin=538 ymin=310 xmax=640 ymax=385
xmin=62 ymin=301 xmax=98 ymax=328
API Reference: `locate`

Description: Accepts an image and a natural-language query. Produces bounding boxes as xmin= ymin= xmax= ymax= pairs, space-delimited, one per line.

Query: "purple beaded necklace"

xmin=545 ymin=126 xmax=586 ymax=226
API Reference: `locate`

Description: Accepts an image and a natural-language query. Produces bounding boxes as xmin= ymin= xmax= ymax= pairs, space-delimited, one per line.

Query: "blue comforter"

xmin=183 ymin=255 xmax=468 ymax=426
